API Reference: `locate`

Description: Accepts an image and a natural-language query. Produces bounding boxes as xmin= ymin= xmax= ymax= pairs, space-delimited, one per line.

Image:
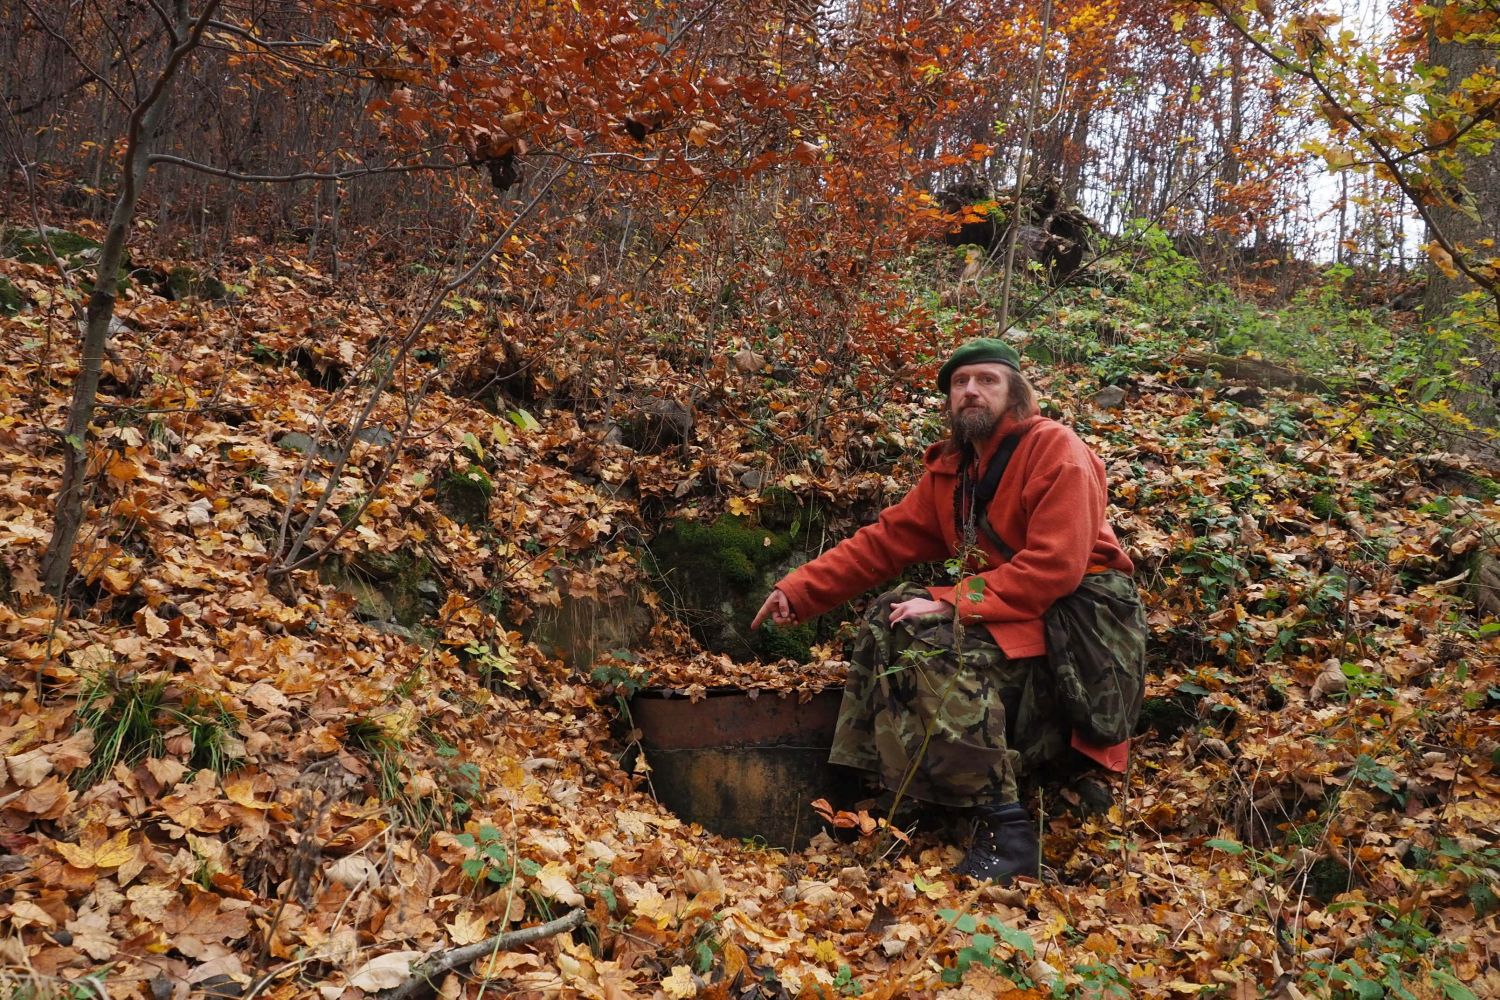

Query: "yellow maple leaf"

xmin=661 ymin=965 xmax=698 ymax=999
xmin=56 ymin=830 xmax=134 ymax=870
xmin=98 ymin=564 xmax=134 ymax=595
xmin=106 ymin=455 xmax=140 ymax=483
xmin=809 ymin=938 xmax=840 ymax=965
xmin=446 ymin=909 xmax=490 ymax=946
xmin=138 ymin=607 xmax=168 ymax=638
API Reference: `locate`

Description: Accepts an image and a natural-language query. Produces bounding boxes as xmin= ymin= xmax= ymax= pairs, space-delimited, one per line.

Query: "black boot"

xmin=953 ymin=802 xmax=1039 ymax=883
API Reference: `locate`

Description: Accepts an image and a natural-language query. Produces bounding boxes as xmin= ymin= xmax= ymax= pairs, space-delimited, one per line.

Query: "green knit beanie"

xmin=937 ymin=337 xmax=1021 ymax=392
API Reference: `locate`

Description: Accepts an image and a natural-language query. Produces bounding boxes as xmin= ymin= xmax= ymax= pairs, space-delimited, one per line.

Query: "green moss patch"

xmin=4 ymin=226 xmax=101 ymax=264
xmin=649 ymin=506 xmax=840 ymax=663
xmin=438 ymin=465 xmax=493 ymax=528
xmin=165 ymin=265 xmax=229 ymax=301
xmin=321 ymin=550 xmax=442 ymax=628
xmin=3 ymin=227 xmax=133 ymax=294
xmin=0 ymin=276 xmax=24 ymax=315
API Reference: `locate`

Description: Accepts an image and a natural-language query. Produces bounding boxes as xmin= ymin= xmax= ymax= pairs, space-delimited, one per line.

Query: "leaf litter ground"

xmin=1 ymin=238 xmax=1498 ymax=999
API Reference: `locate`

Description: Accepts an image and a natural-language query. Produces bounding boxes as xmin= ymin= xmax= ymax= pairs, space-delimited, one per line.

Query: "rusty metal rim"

xmin=633 ymin=685 xmax=838 ymax=699
xmin=629 ymin=686 xmax=844 ymax=751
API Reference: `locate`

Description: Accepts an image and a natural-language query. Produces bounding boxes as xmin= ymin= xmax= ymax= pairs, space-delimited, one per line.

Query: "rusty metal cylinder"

xmin=629 ymin=687 xmax=851 ymax=850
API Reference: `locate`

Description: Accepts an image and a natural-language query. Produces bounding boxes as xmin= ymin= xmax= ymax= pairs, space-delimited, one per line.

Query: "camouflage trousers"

xmin=829 ymin=584 xmax=1059 ymax=809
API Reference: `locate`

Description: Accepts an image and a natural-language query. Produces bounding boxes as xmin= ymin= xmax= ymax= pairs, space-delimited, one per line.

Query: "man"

xmin=751 ymin=338 xmax=1141 ymax=882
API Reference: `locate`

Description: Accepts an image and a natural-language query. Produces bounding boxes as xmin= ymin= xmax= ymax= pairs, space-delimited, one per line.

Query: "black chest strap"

xmin=972 ymin=431 xmax=1026 ymax=560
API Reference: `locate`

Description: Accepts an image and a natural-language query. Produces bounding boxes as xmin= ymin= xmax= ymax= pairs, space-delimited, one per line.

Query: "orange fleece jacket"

xmin=776 ymin=414 xmax=1134 ymax=659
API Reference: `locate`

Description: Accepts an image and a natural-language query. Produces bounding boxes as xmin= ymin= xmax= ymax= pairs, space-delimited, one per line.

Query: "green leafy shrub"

xmin=937 ymin=908 xmax=1037 ymax=988
xmin=455 ymin=824 xmax=537 ymax=887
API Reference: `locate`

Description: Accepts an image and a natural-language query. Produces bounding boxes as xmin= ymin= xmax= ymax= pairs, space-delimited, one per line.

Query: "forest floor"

xmin=2 ymin=219 xmax=1499 ymax=1000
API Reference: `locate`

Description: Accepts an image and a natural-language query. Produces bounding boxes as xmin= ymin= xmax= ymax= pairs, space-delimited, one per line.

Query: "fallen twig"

xmin=379 ymin=908 xmax=587 ymax=1000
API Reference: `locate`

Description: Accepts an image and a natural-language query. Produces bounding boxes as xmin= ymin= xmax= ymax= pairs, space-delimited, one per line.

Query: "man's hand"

xmin=888 ymin=596 xmax=953 ymax=626
xmin=752 ymin=589 xmax=798 ymax=629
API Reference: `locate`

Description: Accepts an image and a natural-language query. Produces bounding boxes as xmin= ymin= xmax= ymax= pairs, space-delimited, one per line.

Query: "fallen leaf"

xmin=65 ymin=907 xmax=117 ymax=961
xmin=55 ymin=830 xmax=135 ymax=870
xmin=7 ymin=900 xmax=57 ymax=929
xmin=536 ymin=862 xmax=585 ymax=907
xmin=347 ymin=951 xmax=423 ymax=991
xmin=5 ymin=750 xmax=51 ymax=788
xmin=447 ymin=909 xmax=490 ymax=946
xmin=326 ymin=855 xmax=379 ymax=889
xmin=1310 ymin=658 xmax=1347 ymax=704
xmin=128 ymin=882 xmax=180 ymax=923
xmin=661 ymin=965 xmax=698 ymax=999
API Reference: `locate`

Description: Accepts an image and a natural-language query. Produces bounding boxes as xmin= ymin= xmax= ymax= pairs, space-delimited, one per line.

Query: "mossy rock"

xmin=164 ymin=265 xmax=229 ymax=301
xmin=4 ymin=226 xmax=101 ymax=264
xmin=1137 ymin=693 xmax=1197 ymax=739
xmin=648 ymin=508 xmax=840 ymax=662
xmin=3 ymin=227 xmax=132 ymax=293
xmin=753 ymin=618 xmax=818 ymax=661
xmin=0 ymin=277 xmax=24 ymax=316
xmin=1301 ymin=857 xmax=1355 ymax=904
xmin=662 ymin=515 xmax=793 ymax=585
xmin=438 ymin=466 xmax=493 ymax=527
xmin=321 ymin=551 xmax=442 ymax=628
xmin=352 ymin=550 xmax=414 ymax=581
xmin=757 ymin=485 xmax=810 ymax=530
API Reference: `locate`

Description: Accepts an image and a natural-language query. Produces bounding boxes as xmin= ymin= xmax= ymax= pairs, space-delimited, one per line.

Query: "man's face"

xmin=948 ymin=362 xmax=1011 ymax=442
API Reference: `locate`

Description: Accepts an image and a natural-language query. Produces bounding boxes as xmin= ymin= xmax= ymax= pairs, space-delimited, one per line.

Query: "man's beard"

xmin=952 ymin=404 xmax=1000 ymax=444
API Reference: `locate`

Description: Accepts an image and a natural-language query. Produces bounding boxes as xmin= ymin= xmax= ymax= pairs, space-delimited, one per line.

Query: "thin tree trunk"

xmin=997 ymin=0 xmax=1055 ymax=335
xmin=1219 ymin=36 xmax=1245 ymax=242
xmin=41 ymin=0 xmax=222 ymax=594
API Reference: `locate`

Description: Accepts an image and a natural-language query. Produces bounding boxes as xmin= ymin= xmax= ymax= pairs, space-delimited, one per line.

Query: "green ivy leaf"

xmin=987 ymin=920 xmax=1035 ymax=958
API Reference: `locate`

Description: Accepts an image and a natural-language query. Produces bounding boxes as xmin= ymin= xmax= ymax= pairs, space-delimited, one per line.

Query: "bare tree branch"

xmin=1204 ymin=0 xmax=1499 ymax=298
xmin=997 ymin=0 xmax=1055 ymax=333
xmin=147 ymin=152 xmax=469 ymax=183
xmin=378 ymin=908 xmax=586 ymax=1000
xmin=16 ymin=0 xmax=132 ymax=109
xmin=206 ymin=18 xmax=329 ymax=49
xmin=143 ymin=0 xmax=180 ymax=40
xmin=8 ymin=33 xmax=155 ymax=117
xmin=42 ymin=0 xmax=228 ymax=593
xmin=0 ymin=99 xmax=77 ymax=292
